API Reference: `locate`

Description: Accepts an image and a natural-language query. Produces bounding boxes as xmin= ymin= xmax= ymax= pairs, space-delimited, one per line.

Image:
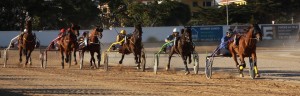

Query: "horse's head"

xmin=134 ymin=24 xmax=143 ymax=38
xmin=25 ymin=17 xmax=32 ymax=34
xmin=95 ymin=26 xmax=103 ymax=39
xmin=252 ymin=23 xmax=263 ymax=41
xmin=182 ymin=27 xmax=192 ymax=43
xmin=71 ymin=23 xmax=80 ymax=37
xmin=89 ymin=26 xmax=103 ymax=43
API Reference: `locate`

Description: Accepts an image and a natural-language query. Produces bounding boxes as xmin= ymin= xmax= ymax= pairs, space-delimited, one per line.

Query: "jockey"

xmin=218 ymin=30 xmax=233 ymax=56
xmin=58 ymin=28 xmax=66 ymax=37
xmin=111 ymin=30 xmax=126 ymax=50
xmin=162 ymin=28 xmax=180 ymax=52
xmin=79 ymin=31 xmax=89 ymax=49
xmin=116 ymin=30 xmax=127 ymax=43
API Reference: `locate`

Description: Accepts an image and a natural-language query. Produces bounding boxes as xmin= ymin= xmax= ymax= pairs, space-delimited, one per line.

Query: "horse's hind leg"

xmin=252 ymin=53 xmax=260 ymax=77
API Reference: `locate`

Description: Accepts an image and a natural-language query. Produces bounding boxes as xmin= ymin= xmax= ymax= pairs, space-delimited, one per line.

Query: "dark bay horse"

xmin=79 ymin=26 xmax=103 ymax=69
xmin=58 ymin=26 xmax=79 ymax=69
xmin=228 ymin=24 xmax=263 ymax=77
xmin=166 ymin=27 xmax=194 ymax=75
xmin=70 ymin=24 xmax=80 ymax=65
xmin=18 ymin=18 xmax=36 ymax=66
xmin=118 ymin=24 xmax=143 ymax=69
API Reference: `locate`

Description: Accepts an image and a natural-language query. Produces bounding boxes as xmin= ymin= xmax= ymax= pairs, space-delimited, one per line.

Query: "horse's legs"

xmin=73 ymin=48 xmax=77 ymax=65
xmin=119 ymin=54 xmax=125 ymax=64
xmin=25 ymin=50 xmax=33 ymax=65
xmin=19 ymin=47 xmax=23 ymax=64
xmin=232 ymin=54 xmax=239 ymax=68
xmin=182 ymin=56 xmax=190 ymax=75
xmin=166 ymin=49 xmax=174 ymax=71
xmin=61 ymin=50 xmax=64 ymax=69
xmin=252 ymin=52 xmax=260 ymax=77
xmin=90 ymin=51 xmax=96 ymax=68
xmin=238 ymin=55 xmax=246 ymax=77
xmin=97 ymin=51 xmax=100 ymax=68
xmin=188 ymin=53 xmax=192 ymax=64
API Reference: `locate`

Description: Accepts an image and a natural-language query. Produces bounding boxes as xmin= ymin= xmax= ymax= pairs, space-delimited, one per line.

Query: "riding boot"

xmin=112 ymin=45 xmax=116 ymax=50
xmin=162 ymin=47 xmax=166 ymax=53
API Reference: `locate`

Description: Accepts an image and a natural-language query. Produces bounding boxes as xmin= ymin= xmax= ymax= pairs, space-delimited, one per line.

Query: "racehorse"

xmin=79 ymin=26 xmax=103 ymax=69
xmin=58 ymin=25 xmax=79 ymax=69
xmin=18 ymin=18 xmax=36 ymax=66
xmin=228 ymin=23 xmax=263 ymax=77
xmin=166 ymin=27 xmax=194 ymax=75
xmin=70 ymin=23 xmax=80 ymax=65
xmin=118 ymin=24 xmax=143 ymax=69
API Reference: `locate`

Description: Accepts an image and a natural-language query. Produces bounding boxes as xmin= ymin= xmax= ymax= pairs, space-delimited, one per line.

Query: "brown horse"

xmin=18 ymin=18 xmax=36 ymax=66
xmin=166 ymin=27 xmax=194 ymax=75
xmin=79 ymin=26 xmax=103 ymax=69
xmin=58 ymin=25 xmax=79 ymax=69
xmin=228 ymin=23 xmax=263 ymax=77
xmin=118 ymin=24 xmax=143 ymax=69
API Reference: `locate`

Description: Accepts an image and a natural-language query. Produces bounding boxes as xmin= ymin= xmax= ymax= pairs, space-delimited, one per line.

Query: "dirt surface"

xmin=1 ymin=46 xmax=300 ymax=95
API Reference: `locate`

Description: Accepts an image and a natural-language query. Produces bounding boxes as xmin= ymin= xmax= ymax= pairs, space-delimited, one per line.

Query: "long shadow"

xmin=0 ymin=90 xmax=23 ymax=96
xmin=0 ymin=88 xmax=160 ymax=95
xmin=260 ymin=70 xmax=300 ymax=77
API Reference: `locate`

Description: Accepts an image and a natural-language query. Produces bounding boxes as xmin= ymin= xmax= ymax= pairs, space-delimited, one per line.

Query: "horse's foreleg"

xmin=188 ymin=53 xmax=192 ymax=64
xmin=252 ymin=52 xmax=260 ymax=77
xmin=119 ymin=54 xmax=125 ymax=64
xmin=166 ymin=50 xmax=174 ymax=71
xmin=61 ymin=50 xmax=64 ymax=69
xmin=73 ymin=49 xmax=77 ymax=65
xmin=90 ymin=51 xmax=96 ymax=68
xmin=182 ymin=56 xmax=190 ymax=75
xmin=135 ymin=53 xmax=141 ymax=69
xmin=19 ymin=47 xmax=23 ymax=64
xmin=232 ymin=54 xmax=239 ymax=68
xmin=97 ymin=52 xmax=100 ymax=68
xmin=238 ymin=55 xmax=246 ymax=77
xmin=26 ymin=50 xmax=33 ymax=65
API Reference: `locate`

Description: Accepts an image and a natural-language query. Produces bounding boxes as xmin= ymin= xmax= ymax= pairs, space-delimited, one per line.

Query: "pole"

xmin=226 ymin=0 xmax=229 ymax=26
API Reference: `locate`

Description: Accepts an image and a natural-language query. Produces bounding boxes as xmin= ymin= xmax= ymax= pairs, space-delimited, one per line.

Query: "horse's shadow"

xmin=260 ymin=70 xmax=300 ymax=77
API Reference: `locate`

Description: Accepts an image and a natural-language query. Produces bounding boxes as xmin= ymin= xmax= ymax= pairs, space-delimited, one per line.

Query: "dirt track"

xmin=1 ymin=47 xmax=300 ymax=95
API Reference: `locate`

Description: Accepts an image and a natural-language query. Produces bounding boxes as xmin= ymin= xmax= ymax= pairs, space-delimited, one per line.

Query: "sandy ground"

xmin=0 ymin=46 xmax=300 ymax=95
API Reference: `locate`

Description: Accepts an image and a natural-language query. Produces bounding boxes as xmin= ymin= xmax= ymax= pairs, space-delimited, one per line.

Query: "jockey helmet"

xmin=173 ymin=28 xmax=179 ymax=33
xmin=83 ymin=31 xmax=88 ymax=36
xmin=60 ymin=28 xmax=65 ymax=33
xmin=120 ymin=30 xmax=126 ymax=35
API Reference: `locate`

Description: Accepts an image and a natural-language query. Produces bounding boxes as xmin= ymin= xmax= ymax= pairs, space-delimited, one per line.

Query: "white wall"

xmin=0 ymin=26 xmax=184 ymax=47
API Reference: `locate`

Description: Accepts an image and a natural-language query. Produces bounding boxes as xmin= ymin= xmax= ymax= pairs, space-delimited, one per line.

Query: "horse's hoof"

xmin=119 ymin=61 xmax=122 ymax=64
xmin=240 ymin=74 xmax=244 ymax=77
xmin=136 ymin=64 xmax=140 ymax=69
xmin=188 ymin=59 xmax=192 ymax=64
xmin=165 ymin=67 xmax=169 ymax=71
xmin=256 ymin=73 xmax=260 ymax=78
xmin=243 ymin=64 xmax=246 ymax=68
xmin=185 ymin=71 xmax=190 ymax=75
